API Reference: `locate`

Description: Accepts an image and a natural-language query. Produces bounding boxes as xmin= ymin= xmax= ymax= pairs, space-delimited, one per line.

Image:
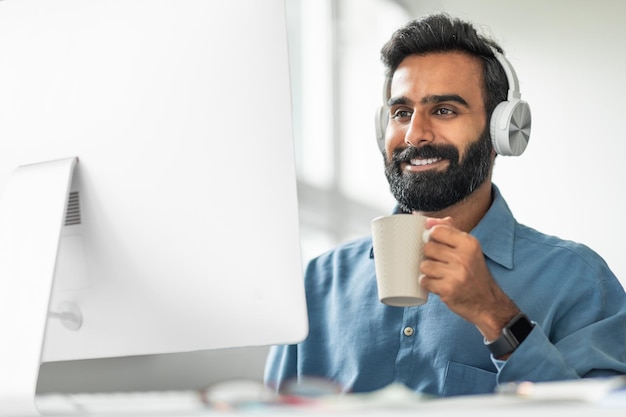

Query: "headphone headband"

xmin=493 ymin=51 xmax=520 ymax=101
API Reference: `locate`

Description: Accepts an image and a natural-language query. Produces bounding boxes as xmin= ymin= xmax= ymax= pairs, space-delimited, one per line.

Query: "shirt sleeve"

xmin=496 ymin=276 xmax=626 ymax=383
xmin=264 ymin=343 xmax=298 ymax=392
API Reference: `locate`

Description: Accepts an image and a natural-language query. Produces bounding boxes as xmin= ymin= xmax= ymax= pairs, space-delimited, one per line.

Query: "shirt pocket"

xmin=442 ymin=361 xmax=497 ymax=397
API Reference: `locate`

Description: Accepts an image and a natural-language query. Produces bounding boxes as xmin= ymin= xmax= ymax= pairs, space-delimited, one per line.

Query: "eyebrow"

xmin=388 ymin=94 xmax=469 ymax=108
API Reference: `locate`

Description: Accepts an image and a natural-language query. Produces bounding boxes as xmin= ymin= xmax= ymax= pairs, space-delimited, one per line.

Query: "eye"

xmin=433 ymin=107 xmax=456 ymax=117
xmin=391 ymin=108 xmax=412 ymax=120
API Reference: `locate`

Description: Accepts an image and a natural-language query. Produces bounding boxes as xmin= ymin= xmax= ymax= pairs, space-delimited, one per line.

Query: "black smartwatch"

xmin=484 ymin=313 xmax=534 ymax=358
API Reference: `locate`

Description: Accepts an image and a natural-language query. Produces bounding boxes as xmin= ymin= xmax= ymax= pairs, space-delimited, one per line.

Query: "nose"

xmin=404 ymin=113 xmax=434 ymax=148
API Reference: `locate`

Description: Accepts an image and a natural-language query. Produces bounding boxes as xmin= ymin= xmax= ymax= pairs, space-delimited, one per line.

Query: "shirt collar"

xmin=470 ymin=185 xmax=515 ymax=270
xmin=371 ymin=185 xmax=516 ymax=270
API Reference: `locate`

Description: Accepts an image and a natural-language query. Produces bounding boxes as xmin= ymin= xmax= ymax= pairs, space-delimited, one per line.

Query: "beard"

xmin=384 ymin=129 xmax=493 ymax=212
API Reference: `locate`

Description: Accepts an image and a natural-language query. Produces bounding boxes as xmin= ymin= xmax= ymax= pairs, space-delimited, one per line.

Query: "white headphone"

xmin=374 ymin=50 xmax=531 ymax=156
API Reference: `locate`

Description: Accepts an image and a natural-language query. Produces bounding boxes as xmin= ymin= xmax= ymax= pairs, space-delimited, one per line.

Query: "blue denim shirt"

xmin=264 ymin=186 xmax=626 ymax=397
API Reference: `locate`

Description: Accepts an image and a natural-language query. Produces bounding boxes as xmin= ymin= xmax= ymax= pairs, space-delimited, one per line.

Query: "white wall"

xmin=381 ymin=0 xmax=626 ymax=286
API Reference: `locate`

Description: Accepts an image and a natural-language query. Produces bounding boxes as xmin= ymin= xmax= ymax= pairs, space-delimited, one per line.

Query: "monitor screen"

xmin=0 ymin=0 xmax=308 ymax=408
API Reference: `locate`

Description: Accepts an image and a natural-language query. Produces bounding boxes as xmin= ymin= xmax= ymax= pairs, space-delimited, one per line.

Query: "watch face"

xmin=509 ymin=315 xmax=533 ymax=344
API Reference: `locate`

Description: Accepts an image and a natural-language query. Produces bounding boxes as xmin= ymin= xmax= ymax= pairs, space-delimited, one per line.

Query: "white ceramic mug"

xmin=371 ymin=213 xmax=429 ymax=307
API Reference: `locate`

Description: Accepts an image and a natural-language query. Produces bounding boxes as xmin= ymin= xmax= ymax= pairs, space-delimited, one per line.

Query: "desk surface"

xmin=33 ymin=380 xmax=626 ymax=417
xmin=33 ymin=398 xmax=626 ymax=417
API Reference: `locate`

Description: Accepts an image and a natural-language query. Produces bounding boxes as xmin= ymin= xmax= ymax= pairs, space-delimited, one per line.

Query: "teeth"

xmin=410 ymin=157 xmax=441 ymax=166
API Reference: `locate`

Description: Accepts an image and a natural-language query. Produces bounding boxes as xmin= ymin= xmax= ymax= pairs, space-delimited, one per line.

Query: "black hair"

xmin=380 ymin=13 xmax=508 ymax=118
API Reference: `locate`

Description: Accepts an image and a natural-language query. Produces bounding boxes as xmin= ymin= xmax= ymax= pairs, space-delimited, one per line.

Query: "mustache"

xmin=390 ymin=144 xmax=459 ymax=165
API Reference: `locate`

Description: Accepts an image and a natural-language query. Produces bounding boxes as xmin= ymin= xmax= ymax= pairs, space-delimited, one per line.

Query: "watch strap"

xmin=484 ymin=313 xmax=533 ymax=358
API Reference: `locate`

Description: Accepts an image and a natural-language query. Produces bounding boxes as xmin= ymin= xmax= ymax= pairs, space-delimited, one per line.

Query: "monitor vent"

xmin=65 ymin=191 xmax=81 ymax=226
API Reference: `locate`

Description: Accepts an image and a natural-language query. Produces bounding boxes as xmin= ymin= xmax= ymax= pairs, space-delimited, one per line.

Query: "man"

xmin=265 ymin=14 xmax=626 ymax=397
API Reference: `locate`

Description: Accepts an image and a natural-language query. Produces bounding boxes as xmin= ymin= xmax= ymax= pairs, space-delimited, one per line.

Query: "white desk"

xmin=33 ymin=399 xmax=626 ymax=417
xmin=33 ymin=380 xmax=626 ymax=417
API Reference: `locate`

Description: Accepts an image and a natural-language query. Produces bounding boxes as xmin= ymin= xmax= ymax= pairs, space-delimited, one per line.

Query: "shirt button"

xmin=403 ymin=327 xmax=414 ymax=337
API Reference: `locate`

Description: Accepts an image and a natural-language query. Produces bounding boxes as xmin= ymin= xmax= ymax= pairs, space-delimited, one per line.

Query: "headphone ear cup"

xmin=489 ymin=99 xmax=531 ymax=156
xmin=374 ymin=105 xmax=388 ymax=153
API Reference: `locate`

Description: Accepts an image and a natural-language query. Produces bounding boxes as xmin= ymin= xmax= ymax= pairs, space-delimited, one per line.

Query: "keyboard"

xmin=36 ymin=380 xmax=278 ymax=415
xmin=36 ymin=390 xmax=208 ymax=415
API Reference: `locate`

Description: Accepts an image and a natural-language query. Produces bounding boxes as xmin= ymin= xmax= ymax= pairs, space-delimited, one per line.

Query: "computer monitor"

xmin=0 ymin=0 xmax=308 ymax=414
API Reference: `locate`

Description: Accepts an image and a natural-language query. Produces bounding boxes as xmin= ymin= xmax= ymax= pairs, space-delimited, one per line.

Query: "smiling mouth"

xmin=402 ymin=157 xmax=445 ymax=172
xmin=410 ymin=157 xmax=442 ymax=166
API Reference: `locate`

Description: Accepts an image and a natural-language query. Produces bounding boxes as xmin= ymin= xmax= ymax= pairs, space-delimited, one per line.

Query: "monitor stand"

xmin=0 ymin=157 xmax=77 ymax=417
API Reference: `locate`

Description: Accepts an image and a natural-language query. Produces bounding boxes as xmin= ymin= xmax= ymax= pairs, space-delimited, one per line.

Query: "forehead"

xmin=390 ymin=51 xmax=484 ymax=105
